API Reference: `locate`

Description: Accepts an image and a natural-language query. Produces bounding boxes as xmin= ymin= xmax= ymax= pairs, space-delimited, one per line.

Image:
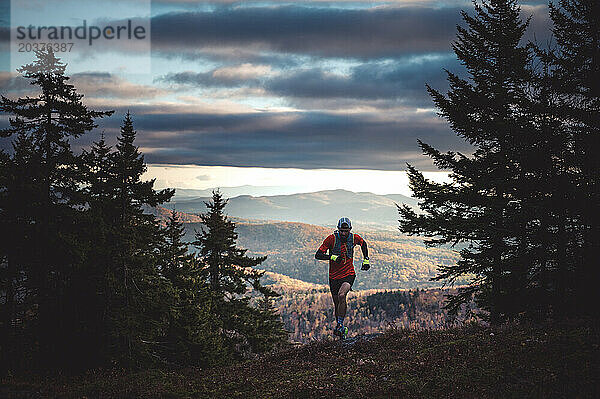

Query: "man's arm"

xmin=361 ymin=241 xmax=369 ymax=259
xmin=315 ymin=249 xmax=331 ymax=260
xmin=360 ymin=240 xmax=370 ymax=270
xmin=316 ymin=235 xmax=337 ymax=261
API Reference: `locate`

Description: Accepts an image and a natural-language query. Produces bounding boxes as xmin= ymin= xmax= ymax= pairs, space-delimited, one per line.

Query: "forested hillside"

xmin=168 ymin=213 xmax=464 ymax=290
xmin=247 ymin=270 xmax=476 ymax=343
xmin=271 ymin=286 xmax=475 ymax=343
xmin=148 ymin=206 xmax=472 ymax=342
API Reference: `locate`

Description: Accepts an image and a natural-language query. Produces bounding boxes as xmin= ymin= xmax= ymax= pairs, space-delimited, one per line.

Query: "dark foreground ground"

xmin=2 ymin=320 xmax=599 ymax=398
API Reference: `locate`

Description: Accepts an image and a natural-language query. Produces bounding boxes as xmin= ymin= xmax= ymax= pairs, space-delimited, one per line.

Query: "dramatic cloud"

xmin=266 ymin=56 xmax=461 ymax=105
xmin=150 ymin=4 xmax=551 ymax=61
xmin=0 ymin=1 xmax=554 ymax=177
xmin=69 ymin=106 xmax=470 ymax=171
xmin=161 ymin=55 xmax=461 ymax=107
xmin=151 ymin=6 xmax=461 ymax=59
xmin=159 ymin=65 xmax=269 ymax=88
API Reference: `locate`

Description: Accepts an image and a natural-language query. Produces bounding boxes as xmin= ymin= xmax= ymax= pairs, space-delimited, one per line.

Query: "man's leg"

xmin=336 ymin=282 xmax=352 ymax=322
xmin=331 ymin=291 xmax=340 ymax=319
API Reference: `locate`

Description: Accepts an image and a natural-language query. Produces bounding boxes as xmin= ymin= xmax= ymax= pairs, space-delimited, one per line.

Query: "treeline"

xmin=399 ymin=0 xmax=599 ymax=323
xmin=0 ymin=50 xmax=286 ymax=374
xmin=277 ymin=288 xmax=476 ymax=343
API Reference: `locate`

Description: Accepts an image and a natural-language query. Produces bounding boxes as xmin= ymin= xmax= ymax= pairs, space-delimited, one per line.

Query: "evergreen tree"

xmin=515 ymin=49 xmax=564 ymax=318
xmin=81 ymin=132 xmax=114 ymax=208
xmin=77 ymin=133 xmax=119 ymax=366
xmin=193 ymin=190 xmax=287 ymax=357
xmin=398 ymin=0 xmax=534 ymax=324
xmin=0 ymin=49 xmax=112 ymax=370
xmin=161 ymin=210 xmax=194 ymax=285
xmin=102 ymin=113 xmax=175 ymax=367
xmin=544 ymin=0 xmax=600 ymax=317
xmin=158 ymin=210 xmax=227 ymax=366
xmin=249 ymin=296 xmax=290 ymax=353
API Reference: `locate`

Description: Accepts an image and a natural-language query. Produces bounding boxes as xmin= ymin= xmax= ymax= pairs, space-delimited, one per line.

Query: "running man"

xmin=315 ymin=217 xmax=370 ymax=338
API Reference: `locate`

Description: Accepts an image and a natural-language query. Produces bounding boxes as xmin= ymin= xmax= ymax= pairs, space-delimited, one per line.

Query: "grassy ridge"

xmin=3 ymin=321 xmax=598 ymax=398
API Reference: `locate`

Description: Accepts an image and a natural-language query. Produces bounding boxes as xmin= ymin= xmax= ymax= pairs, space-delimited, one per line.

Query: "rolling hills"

xmin=167 ymin=188 xmax=418 ymax=229
xmin=173 ymin=217 xmax=464 ymax=290
xmin=156 ymin=188 xmax=467 ymax=290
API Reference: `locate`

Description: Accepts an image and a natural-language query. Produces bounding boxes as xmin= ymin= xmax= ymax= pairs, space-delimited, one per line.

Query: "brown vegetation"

xmin=3 ymin=320 xmax=597 ymax=398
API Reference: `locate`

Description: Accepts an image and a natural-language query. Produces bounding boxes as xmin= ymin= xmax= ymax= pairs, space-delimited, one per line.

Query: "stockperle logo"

xmin=10 ymin=0 xmax=151 ymax=74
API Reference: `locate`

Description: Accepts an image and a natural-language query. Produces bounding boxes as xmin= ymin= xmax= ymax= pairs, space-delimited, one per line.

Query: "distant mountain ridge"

xmin=171 ymin=185 xmax=303 ymax=199
xmin=168 ymin=188 xmax=418 ymax=229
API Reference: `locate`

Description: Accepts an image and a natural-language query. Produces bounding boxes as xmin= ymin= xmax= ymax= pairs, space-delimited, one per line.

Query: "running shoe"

xmin=340 ymin=326 xmax=348 ymax=339
xmin=334 ymin=325 xmax=348 ymax=339
xmin=333 ymin=325 xmax=342 ymax=337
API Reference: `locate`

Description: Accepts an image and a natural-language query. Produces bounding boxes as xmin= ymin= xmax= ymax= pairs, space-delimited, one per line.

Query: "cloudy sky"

xmin=0 ymin=0 xmax=551 ymax=195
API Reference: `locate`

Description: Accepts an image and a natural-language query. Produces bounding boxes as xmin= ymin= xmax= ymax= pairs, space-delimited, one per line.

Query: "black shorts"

xmin=329 ymin=274 xmax=356 ymax=295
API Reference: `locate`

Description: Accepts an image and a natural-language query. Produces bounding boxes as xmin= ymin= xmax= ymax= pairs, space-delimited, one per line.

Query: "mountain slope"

xmin=175 ymin=217 xmax=463 ymax=290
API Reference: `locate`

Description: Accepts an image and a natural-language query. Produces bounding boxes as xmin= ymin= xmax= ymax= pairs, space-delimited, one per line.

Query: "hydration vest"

xmin=331 ymin=230 xmax=354 ymax=258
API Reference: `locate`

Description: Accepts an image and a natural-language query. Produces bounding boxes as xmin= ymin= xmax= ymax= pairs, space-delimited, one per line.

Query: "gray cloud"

xmin=0 ymin=72 xmax=33 ymax=93
xmin=153 ymin=48 xmax=304 ymax=69
xmin=160 ymin=55 xmax=462 ymax=107
xmin=267 ymin=56 xmax=461 ymax=105
xmin=0 ymin=99 xmax=470 ymax=171
xmin=522 ymin=5 xmax=554 ymax=45
xmin=0 ymin=4 xmax=553 ymax=62
xmin=150 ymin=4 xmax=551 ymax=61
xmin=159 ymin=70 xmax=258 ymax=88
xmin=70 ymin=106 xmax=470 ymax=171
xmin=151 ymin=6 xmax=462 ymax=59
xmin=1 ymin=1 xmax=550 ymax=173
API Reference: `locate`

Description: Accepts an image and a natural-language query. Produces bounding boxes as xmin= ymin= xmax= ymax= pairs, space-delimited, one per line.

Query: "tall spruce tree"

xmin=104 ymin=113 xmax=175 ymax=367
xmin=76 ymin=113 xmax=177 ymax=368
xmin=0 ymin=49 xmax=112 ymax=370
xmin=193 ymin=190 xmax=287 ymax=357
xmin=78 ymin=133 xmax=119 ymax=366
xmin=158 ymin=210 xmax=227 ymax=366
xmin=515 ymin=48 xmax=564 ymax=318
xmin=548 ymin=0 xmax=599 ymax=317
xmin=398 ymin=0 xmax=534 ymax=324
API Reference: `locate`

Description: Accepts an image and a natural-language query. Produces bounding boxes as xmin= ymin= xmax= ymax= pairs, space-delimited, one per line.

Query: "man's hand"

xmin=361 ymin=257 xmax=370 ymax=271
xmin=330 ymin=254 xmax=340 ymax=262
